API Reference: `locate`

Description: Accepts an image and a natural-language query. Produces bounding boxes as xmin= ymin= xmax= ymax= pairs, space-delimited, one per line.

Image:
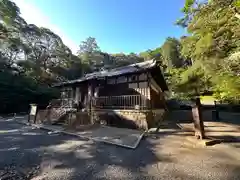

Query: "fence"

xmin=92 ymin=95 xmax=149 ymax=110
xmin=49 ymin=98 xmax=75 ymax=108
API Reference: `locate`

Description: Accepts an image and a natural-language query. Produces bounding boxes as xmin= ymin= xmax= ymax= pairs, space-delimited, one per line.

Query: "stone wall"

xmin=36 ymin=108 xmax=165 ymax=130
xmin=114 ymin=110 xmax=148 ymax=130
xmin=149 ymin=109 xmax=165 ymax=127
xmin=36 ymin=108 xmax=67 ymax=124
xmin=92 ymin=109 xmax=165 ymax=130
xmin=36 ymin=110 xmax=48 ymax=124
xmin=67 ymin=111 xmax=92 ymax=129
xmin=75 ymin=112 xmax=91 ymax=125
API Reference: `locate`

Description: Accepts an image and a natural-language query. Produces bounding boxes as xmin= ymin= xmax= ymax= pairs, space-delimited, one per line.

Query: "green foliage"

xmin=0 ymin=71 xmax=59 ymax=113
xmin=1 ymin=0 xmax=240 ymax=114
xmin=0 ymin=0 xmax=73 ymax=113
xmin=110 ymin=53 xmax=144 ymax=68
xmin=166 ymin=64 xmax=212 ymax=99
xmin=161 ymin=37 xmax=183 ymax=68
xmin=175 ymin=0 xmax=240 ymax=101
xmin=78 ymin=37 xmax=102 ymax=70
xmin=77 ymin=37 xmax=144 ymax=71
xmin=180 ymin=0 xmax=240 ymax=60
xmin=0 ymin=0 xmax=19 ymax=25
xmin=213 ymin=72 xmax=240 ymax=101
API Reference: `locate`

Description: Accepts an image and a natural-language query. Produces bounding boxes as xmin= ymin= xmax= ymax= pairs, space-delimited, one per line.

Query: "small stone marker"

xmin=29 ymin=104 xmax=37 ymax=123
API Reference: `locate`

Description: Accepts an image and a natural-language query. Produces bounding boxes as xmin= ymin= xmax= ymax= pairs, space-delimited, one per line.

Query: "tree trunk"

xmin=192 ymin=98 xmax=205 ymax=139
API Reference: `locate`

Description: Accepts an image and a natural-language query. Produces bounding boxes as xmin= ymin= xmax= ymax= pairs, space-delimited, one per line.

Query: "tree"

xmin=0 ymin=0 xmax=20 ymax=25
xmin=53 ymin=54 xmax=91 ymax=80
xmin=0 ymin=0 xmax=71 ymax=113
xmin=139 ymin=48 xmax=162 ymax=61
xmin=78 ymin=37 xmax=102 ymax=69
xmin=78 ymin=37 xmax=99 ymax=54
xmin=109 ymin=53 xmax=144 ymax=68
xmin=179 ymin=0 xmax=240 ymax=61
xmin=177 ymin=0 xmax=240 ymax=101
xmin=127 ymin=52 xmax=144 ymax=64
xmin=17 ymin=24 xmax=72 ymax=84
xmin=139 ymin=50 xmax=153 ymax=61
xmin=161 ymin=37 xmax=183 ymax=68
xmin=110 ymin=53 xmax=129 ymax=67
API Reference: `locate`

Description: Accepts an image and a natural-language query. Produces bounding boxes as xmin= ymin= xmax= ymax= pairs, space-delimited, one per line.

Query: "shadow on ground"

xmin=0 ymin=118 xmax=240 ymax=179
xmin=0 ymin=119 xmax=173 ymax=179
xmin=166 ymin=109 xmax=240 ymax=145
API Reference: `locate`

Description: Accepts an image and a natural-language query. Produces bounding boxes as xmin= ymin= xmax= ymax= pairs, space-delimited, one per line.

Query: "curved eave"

xmin=52 ymin=59 xmax=157 ymax=88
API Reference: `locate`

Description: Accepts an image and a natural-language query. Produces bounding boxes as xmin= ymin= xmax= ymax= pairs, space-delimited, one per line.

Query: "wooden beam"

xmin=149 ymin=75 xmax=162 ymax=93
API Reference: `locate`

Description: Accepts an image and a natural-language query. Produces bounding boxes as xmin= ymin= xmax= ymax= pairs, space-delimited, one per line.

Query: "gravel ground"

xmin=0 ymin=118 xmax=240 ymax=180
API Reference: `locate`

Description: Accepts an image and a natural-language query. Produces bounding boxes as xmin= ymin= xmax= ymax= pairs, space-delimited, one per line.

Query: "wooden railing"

xmin=50 ymin=107 xmax=67 ymax=122
xmin=61 ymin=98 xmax=75 ymax=108
xmin=49 ymin=95 xmax=150 ymax=110
xmin=49 ymin=98 xmax=75 ymax=108
xmin=92 ymin=95 xmax=149 ymax=110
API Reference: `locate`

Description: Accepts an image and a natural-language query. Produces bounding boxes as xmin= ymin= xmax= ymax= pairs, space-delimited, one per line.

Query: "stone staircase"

xmin=50 ymin=107 xmax=67 ymax=125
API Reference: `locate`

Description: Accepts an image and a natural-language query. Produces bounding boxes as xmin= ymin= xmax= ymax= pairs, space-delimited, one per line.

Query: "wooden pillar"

xmin=87 ymin=84 xmax=92 ymax=109
xmin=70 ymin=87 xmax=74 ymax=107
xmin=192 ymin=98 xmax=205 ymax=139
xmin=88 ymin=82 xmax=95 ymax=124
xmin=146 ymin=72 xmax=151 ymax=110
xmin=75 ymin=87 xmax=80 ymax=104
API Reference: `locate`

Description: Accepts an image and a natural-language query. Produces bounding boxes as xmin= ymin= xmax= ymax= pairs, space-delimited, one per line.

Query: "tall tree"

xmin=78 ymin=37 xmax=99 ymax=54
xmin=179 ymin=0 xmax=240 ymax=61
xmin=17 ymin=25 xmax=72 ymax=84
xmin=161 ymin=37 xmax=183 ymax=68
xmin=0 ymin=0 xmax=60 ymax=113
xmin=78 ymin=37 xmax=102 ymax=69
xmin=177 ymin=0 xmax=240 ymax=101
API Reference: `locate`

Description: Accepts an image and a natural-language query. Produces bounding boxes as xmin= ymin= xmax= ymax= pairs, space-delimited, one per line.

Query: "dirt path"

xmin=0 ymin=118 xmax=240 ymax=180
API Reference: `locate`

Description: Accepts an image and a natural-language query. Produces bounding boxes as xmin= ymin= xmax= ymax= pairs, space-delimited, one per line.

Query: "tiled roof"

xmin=53 ymin=59 xmax=156 ymax=87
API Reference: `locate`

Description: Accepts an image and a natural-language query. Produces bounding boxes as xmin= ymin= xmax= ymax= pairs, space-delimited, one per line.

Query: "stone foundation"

xmin=36 ymin=110 xmax=48 ymax=123
xmin=70 ymin=112 xmax=91 ymax=127
xmin=150 ymin=109 xmax=165 ymax=127
xmin=93 ymin=109 xmax=165 ymax=130
xmin=36 ymin=108 xmax=165 ymax=130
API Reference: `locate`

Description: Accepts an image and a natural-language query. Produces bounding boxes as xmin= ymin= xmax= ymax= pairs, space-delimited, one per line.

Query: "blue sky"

xmin=14 ymin=0 xmax=186 ymax=54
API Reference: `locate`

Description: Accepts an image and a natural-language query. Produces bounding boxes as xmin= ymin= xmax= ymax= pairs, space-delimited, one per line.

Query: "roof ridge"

xmin=52 ymin=59 xmax=156 ymax=87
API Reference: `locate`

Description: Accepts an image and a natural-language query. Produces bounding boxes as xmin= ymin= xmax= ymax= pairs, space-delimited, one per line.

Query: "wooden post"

xmin=213 ymin=100 xmax=219 ymax=120
xmin=46 ymin=105 xmax=52 ymax=124
xmin=88 ymin=83 xmax=94 ymax=124
xmin=192 ymin=98 xmax=205 ymax=139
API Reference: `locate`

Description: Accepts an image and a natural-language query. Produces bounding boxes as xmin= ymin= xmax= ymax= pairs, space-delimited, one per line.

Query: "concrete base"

xmin=66 ymin=126 xmax=145 ymax=149
xmin=14 ymin=116 xmax=144 ymax=149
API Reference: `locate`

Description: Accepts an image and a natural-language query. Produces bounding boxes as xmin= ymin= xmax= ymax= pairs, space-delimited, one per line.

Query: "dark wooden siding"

xmin=99 ymin=83 xmax=139 ymax=96
xmin=150 ymin=87 xmax=165 ymax=108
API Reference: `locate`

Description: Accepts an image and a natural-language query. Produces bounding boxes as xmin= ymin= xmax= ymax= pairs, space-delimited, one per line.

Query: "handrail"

xmin=49 ymin=98 xmax=75 ymax=108
xmin=50 ymin=95 xmax=149 ymax=110
xmin=92 ymin=94 xmax=149 ymax=110
xmin=94 ymin=95 xmax=142 ymax=98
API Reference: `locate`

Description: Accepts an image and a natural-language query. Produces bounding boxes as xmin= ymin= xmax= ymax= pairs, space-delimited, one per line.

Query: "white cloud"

xmin=13 ymin=0 xmax=78 ymax=54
